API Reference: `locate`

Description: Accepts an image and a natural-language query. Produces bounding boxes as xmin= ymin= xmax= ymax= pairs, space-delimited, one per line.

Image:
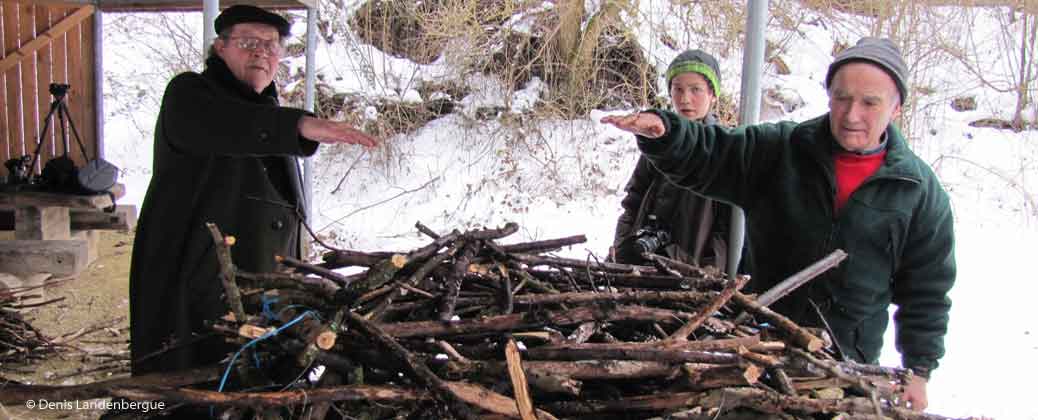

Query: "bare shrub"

xmin=349 ymin=0 xmax=448 ymax=64
xmin=947 ymin=5 xmax=1037 ymax=131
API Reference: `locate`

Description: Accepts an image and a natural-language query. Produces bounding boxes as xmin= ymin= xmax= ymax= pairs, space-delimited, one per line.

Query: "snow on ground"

xmin=101 ymin=3 xmax=1038 ymax=419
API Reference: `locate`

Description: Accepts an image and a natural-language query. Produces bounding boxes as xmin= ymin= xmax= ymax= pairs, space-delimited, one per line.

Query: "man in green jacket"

xmin=602 ymin=37 xmax=954 ymax=411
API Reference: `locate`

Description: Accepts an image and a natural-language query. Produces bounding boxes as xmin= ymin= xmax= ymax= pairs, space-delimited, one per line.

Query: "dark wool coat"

xmin=613 ymin=114 xmax=748 ymax=272
xmin=129 ymin=56 xmax=318 ymax=375
xmin=638 ymin=110 xmax=955 ymax=372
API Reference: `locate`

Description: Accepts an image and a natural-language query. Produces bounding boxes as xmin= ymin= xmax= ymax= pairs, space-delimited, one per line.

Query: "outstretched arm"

xmin=600 ymin=112 xmax=666 ymax=139
xmin=298 ymin=116 xmax=377 ymax=147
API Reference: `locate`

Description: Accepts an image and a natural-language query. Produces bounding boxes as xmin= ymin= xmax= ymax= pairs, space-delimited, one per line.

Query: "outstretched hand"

xmin=298 ymin=116 xmax=378 ymax=147
xmin=599 ymin=112 xmax=666 ymax=139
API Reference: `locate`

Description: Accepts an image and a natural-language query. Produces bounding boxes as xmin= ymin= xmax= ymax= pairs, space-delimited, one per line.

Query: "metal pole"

xmin=303 ymin=6 xmax=317 ymax=224
xmin=202 ymin=0 xmax=219 ymax=57
xmin=94 ymin=9 xmax=105 ymax=158
xmin=728 ymin=0 xmax=769 ymax=280
xmin=298 ymin=6 xmax=318 ymax=258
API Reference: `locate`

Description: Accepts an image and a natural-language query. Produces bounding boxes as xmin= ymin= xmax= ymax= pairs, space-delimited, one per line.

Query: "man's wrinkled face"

xmin=214 ymin=23 xmax=282 ymax=93
xmin=669 ymin=72 xmax=716 ymax=121
xmin=827 ymin=62 xmax=902 ymax=152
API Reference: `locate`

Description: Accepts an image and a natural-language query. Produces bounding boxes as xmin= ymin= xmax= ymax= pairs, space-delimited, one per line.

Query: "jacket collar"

xmin=202 ymin=55 xmax=280 ymax=104
xmin=797 ymin=114 xmax=921 ymax=182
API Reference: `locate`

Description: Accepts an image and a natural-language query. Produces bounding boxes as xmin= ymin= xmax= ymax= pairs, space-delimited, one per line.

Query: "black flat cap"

xmin=215 ymin=5 xmax=291 ymax=37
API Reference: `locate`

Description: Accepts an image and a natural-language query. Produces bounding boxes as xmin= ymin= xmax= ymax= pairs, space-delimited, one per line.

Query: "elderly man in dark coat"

xmin=129 ymin=5 xmax=376 ymax=379
xmin=602 ymin=38 xmax=955 ymax=411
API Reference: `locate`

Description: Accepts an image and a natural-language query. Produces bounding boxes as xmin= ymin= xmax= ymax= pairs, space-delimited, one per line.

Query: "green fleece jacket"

xmin=637 ymin=110 xmax=955 ymax=372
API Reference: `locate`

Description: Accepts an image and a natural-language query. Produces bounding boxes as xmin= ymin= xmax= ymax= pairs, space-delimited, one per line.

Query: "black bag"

xmin=41 ymin=155 xmax=79 ymax=192
xmin=41 ymin=156 xmax=119 ymax=194
xmin=77 ymin=158 xmax=119 ymax=193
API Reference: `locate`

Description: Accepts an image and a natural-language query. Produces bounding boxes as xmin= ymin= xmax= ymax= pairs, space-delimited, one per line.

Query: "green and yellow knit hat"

xmin=665 ymin=49 xmax=721 ymax=97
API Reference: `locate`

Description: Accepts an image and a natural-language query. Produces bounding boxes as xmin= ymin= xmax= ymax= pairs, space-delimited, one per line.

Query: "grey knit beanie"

xmin=825 ymin=37 xmax=908 ymax=104
xmin=666 ymin=49 xmax=721 ymax=97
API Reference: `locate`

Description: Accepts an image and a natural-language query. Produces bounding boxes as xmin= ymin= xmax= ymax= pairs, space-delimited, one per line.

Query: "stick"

xmin=344 ymin=311 xmax=479 ymax=419
xmin=668 ymin=275 xmax=747 ymax=341
xmin=0 ymin=366 xmax=222 ymax=404
xmin=377 ymin=305 xmax=694 ymax=338
xmin=731 ymin=292 xmax=824 ymax=352
xmin=732 ymin=249 xmax=847 ymax=324
xmin=440 ymin=242 xmax=476 ymax=322
xmin=498 ymin=235 xmax=587 ymax=254
xmin=276 ymin=254 xmax=355 ymax=288
xmin=415 ymin=220 xmax=441 ymax=239
xmin=205 ymin=223 xmax=245 ymax=322
xmin=504 ymin=339 xmax=537 ymax=420
xmin=111 ymin=384 xmax=428 ymax=407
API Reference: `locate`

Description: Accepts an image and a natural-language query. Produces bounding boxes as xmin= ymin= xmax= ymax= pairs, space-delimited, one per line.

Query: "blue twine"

xmin=260 ymin=295 xmax=281 ymax=321
xmin=216 ymin=310 xmax=317 ymax=394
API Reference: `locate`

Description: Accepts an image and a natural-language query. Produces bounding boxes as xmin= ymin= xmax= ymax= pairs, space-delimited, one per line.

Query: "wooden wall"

xmin=0 ymin=2 xmax=96 ymax=179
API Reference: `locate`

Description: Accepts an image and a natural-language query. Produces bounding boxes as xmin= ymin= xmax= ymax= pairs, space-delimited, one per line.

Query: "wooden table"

xmin=0 ymin=184 xmax=135 ymax=277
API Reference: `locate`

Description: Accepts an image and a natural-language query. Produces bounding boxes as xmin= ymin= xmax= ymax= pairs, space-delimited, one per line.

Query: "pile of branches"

xmin=0 ymin=283 xmax=65 ymax=365
xmin=0 ymin=222 xmax=969 ymax=420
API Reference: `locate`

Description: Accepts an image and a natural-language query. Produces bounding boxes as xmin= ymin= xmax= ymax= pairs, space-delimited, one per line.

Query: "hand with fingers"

xmin=298 ymin=116 xmax=379 ymax=147
xmin=599 ymin=112 xmax=666 ymax=139
xmin=899 ymin=374 xmax=928 ymax=411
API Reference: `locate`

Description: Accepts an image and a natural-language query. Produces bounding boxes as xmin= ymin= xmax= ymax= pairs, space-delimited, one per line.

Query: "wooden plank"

xmin=4 ymin=1 xmax=23 ymax=171
xmin=0 ymin=203 xmax=137 ymax=231
xmin=23 ymin=0 xmax=312 ymax=10
xmin=0 ymin=182 xmax=124 ymax=210
xmin=34 ymin=5 xmax=54 ymax=169
xmin=50 ymin=6 xmax=67 ymax=157
xmin=14 ymin=205 xmax=70 ymax=239
xmin=0 ymin=5 xmax=94 ymax=73
xmin=0 ymin=238 xmax=89 ymax=276
xmin=64 ymin=10 xmax=84 ymax=167
xmin=77 ymin=11 xmax=94 ymax=161
xmin=0 ymin=1 xmax=9 ymax=167
xmin=97 ymin=0 xmax=314 ymax=12
xmin=0 ymin=190 xmax=114 ymax=209
xmin=69 ymin=204 xmax=137 ymax=231
xmin=19 ymin=3 xmax=37 ymax=161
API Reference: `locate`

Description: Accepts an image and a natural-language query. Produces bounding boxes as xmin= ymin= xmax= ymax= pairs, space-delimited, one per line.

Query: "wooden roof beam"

xmin=96 ymin=0 xmax=315 ymax=12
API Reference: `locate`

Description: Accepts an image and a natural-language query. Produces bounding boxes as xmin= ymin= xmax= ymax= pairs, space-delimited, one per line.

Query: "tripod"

xmin=25 ymin=83 xmax=92 ymax=187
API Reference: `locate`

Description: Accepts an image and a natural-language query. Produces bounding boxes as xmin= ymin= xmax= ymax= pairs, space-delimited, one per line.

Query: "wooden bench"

xmin=0 ymin=184 xmax=136 ymax=277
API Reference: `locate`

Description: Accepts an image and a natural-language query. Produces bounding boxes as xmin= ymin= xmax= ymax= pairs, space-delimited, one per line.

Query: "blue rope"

xmin=260 ymin=295 xmax=280 ymax=321
xmin=216 ymin=310 xmax=317 ymax=393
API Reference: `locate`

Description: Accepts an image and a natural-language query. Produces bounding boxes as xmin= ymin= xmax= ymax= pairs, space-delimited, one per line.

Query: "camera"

xmin=633 ymin=225 xmax=671 ymax=255
xmin=4 ymin=155 xmax=32 ymax=185
xmin=615 ymin=214 xmax=672 ymax=264
xmin=49 ymin=83 xmax=70 ymax=98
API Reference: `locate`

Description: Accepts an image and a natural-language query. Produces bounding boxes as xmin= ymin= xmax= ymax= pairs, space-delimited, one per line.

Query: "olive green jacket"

xmin=637 ymin=110 xmax=955 ymax=372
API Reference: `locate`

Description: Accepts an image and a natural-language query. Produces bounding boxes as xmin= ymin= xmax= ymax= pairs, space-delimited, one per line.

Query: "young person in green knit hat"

xmin=603 ymin=37 xmax=951 ymax=412
xmin=613 ymin=49 xmax=749 ymax=275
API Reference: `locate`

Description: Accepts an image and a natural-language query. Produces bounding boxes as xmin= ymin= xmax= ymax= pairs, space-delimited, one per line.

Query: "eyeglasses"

xmin=225 ymin=36 xmax=284 ymax=56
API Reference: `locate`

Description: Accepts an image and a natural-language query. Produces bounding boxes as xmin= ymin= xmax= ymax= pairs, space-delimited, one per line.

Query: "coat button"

xmin=259 ymin=130 xmax=270 ymax=143
xmin=271 ymin=219 xmax=285 ymax=230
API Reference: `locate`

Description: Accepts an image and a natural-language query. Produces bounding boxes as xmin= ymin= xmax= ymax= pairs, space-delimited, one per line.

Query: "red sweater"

xmin=834 ymin=150 xmax=886 ymax=212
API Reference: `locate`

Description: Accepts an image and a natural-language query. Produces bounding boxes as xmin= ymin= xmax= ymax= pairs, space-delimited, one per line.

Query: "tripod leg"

xmin=27 ymin=101 xmax=62 ymax=182
xmin=60 ymin=101 xmax=93 ymax=160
